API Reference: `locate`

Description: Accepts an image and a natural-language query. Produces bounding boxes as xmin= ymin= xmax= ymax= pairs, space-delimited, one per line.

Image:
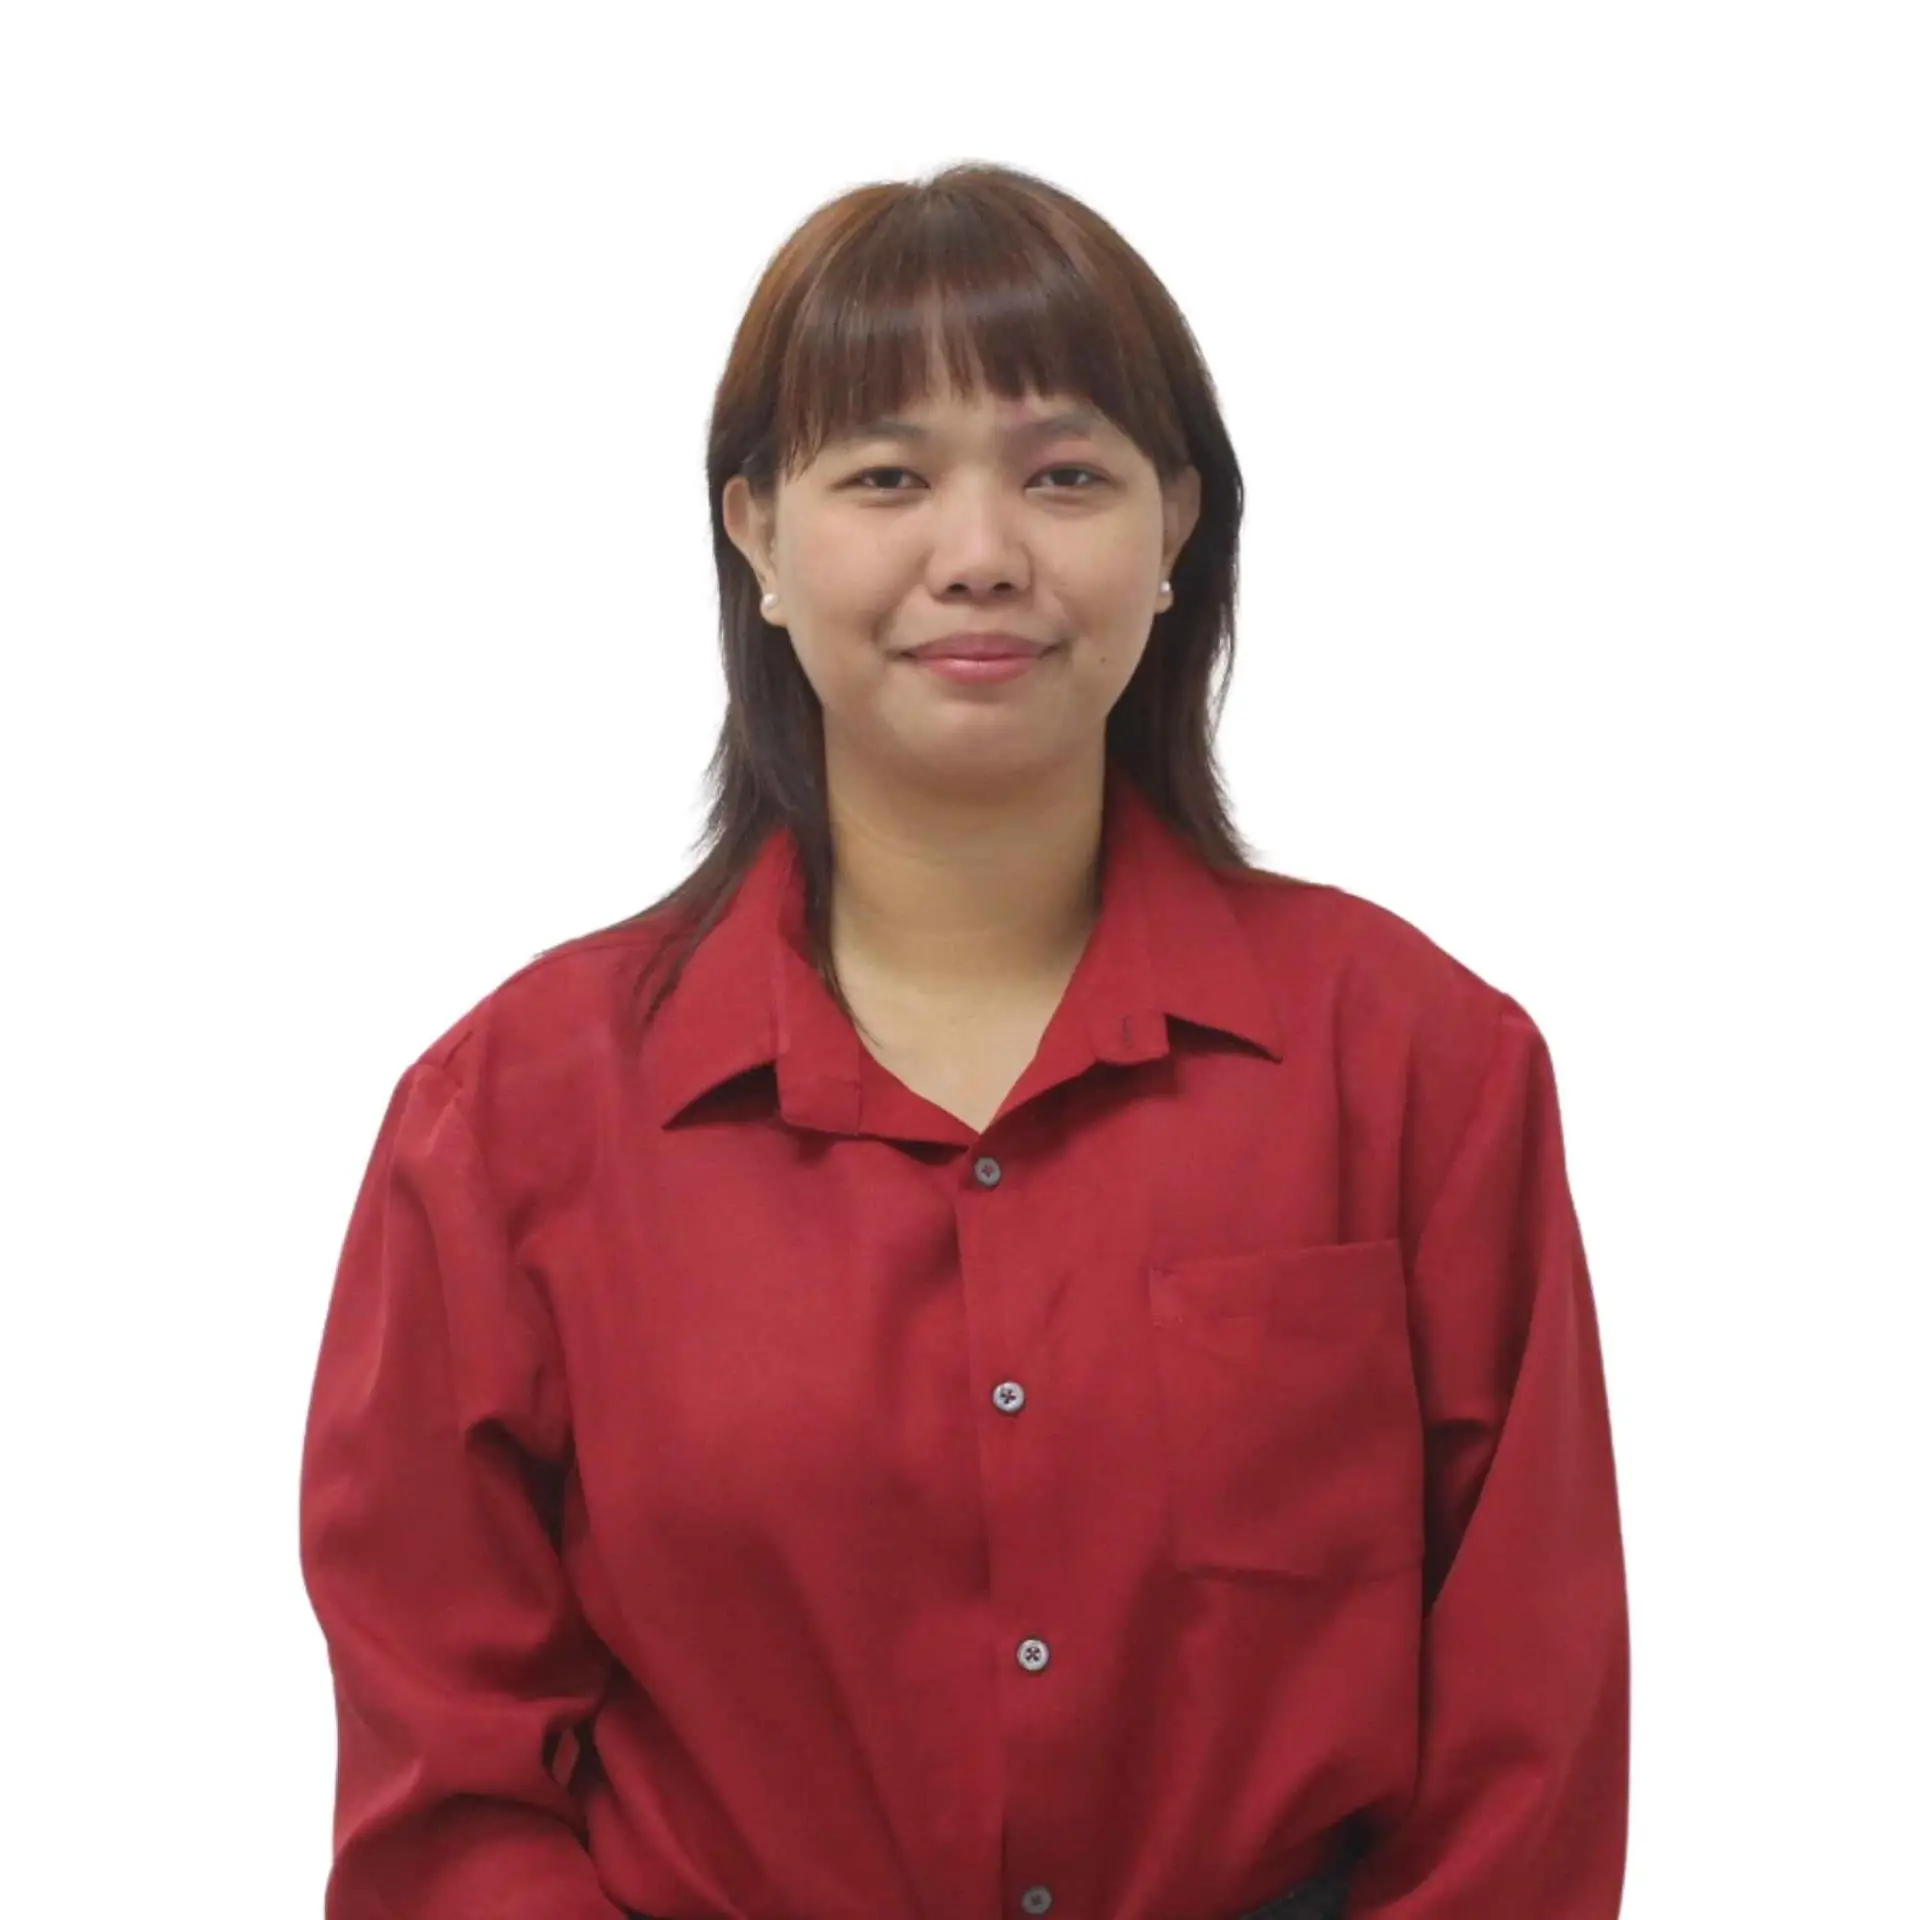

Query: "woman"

xmin=300 ymin=161 xmax=1630 ymax=1920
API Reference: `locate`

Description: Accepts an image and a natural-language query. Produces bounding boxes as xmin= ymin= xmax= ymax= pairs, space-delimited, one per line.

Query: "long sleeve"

xmin=1346 ymin=995 xmax=1631 ymax=1917
xmin=299 ymin=1055 xmax=624 ymax=1920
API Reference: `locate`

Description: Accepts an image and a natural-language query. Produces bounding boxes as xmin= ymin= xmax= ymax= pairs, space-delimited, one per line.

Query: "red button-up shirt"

xmin=300 ymin=766 xmax=1630 ymax=1920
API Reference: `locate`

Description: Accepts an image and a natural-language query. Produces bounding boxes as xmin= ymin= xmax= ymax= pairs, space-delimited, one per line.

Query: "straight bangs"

xmin=770 ymin=194 xmax=1192 ymax=485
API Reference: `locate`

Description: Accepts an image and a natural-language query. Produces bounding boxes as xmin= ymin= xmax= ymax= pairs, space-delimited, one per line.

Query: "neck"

xmin=823 ymin=749 xmax=1107 ymax=1002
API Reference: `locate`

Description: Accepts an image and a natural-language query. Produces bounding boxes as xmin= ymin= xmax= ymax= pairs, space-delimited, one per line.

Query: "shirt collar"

xmin=643 ymin=765 xmax=1285 ymax=1142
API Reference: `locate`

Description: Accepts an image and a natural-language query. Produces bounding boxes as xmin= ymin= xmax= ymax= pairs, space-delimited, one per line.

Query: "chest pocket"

xmin=1146 ymin=1236 xmax=1424 ymax=1581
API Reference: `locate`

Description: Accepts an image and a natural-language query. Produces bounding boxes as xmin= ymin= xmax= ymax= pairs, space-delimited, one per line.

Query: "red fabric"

xmin=300 ymin=765 xmax=1629 ymax=1919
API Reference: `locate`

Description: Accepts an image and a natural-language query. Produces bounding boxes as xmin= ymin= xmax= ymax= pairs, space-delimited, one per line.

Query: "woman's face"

xmin=723 ymin=364 xmax=1200 ymax=795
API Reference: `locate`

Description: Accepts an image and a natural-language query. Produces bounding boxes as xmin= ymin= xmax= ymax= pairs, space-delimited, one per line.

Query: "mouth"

xmin=905 ymin=647 xmax=1057 ymax=684
xmin=900 ymin=631 xmax=1058 ymax=663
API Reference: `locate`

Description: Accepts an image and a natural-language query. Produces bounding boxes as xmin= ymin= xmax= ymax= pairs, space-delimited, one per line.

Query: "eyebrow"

xmin=825 ymin=406 xmax=1105 ymax=450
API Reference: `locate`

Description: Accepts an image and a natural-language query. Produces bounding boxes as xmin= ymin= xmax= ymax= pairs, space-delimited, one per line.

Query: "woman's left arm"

xmin=1348 ymin=994 xmax=1632 ymax=1918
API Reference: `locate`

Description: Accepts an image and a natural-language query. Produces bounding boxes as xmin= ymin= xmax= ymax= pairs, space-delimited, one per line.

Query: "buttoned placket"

xmin=970 ymin=1146 xmax=1058 ymax=1918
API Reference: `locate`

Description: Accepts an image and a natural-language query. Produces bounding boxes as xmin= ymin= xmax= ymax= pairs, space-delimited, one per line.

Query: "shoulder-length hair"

xmin=597 ymin=159 xmax=1282 ymax=1046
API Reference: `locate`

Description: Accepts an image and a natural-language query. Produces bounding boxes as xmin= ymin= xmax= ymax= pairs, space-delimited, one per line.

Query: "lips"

xmin=905 ymin=634 xmax=1054 ymax=661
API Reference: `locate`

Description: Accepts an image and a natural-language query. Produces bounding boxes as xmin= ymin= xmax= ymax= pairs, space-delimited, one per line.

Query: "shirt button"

xmin=973 ymin=1155 xmax=1002 ymax=1187
xmin=993 ymin=1381 xmax=1026 ymax=1413
xmin=1021 ymin=1888 xmax=1054 ymax=1915
xmin=1017 ymin=1637 xmax=1051 ymax=1671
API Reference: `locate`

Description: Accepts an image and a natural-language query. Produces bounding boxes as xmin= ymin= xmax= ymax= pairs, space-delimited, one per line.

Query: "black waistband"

xmin=1228 ymin=1851 xmax=1354 ymax=1920
xmin=627 ymin=1822 xmax=1367 ymax=1920
xmin=1233 ymin=1816 xmax=1366 ymax=1919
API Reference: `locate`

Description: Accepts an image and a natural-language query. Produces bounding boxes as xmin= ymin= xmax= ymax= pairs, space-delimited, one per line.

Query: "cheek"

xmin=790 ymin=524 xmax=896 ymax=609
xmin=785 ymin=628 xmax=893 ymax=712
xmin=1075 ymin=633 xmax=1152 ymax=688
xmin=1067 ymin=555 xmax=1160 ymax=642
xmin=1063 ymin=525 xmax=1161 ymax=612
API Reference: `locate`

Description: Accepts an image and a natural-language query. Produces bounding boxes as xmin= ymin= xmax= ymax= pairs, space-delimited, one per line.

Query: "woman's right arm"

xmin=299 ymin=1053 xmax=625 ymax=1920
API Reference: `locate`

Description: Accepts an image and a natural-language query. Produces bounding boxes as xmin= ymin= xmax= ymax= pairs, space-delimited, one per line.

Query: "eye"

xmin=1038 ymin=465 xmax=1104 ymax=490
xmin=846 ymin=465 xmax=1107 ymax=493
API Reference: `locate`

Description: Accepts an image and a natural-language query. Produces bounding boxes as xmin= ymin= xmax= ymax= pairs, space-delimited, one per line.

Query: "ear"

xmin=1161 ymin=464 xmax=1202 ymax=573
xmin=721 ymin=474 xmax=778 ymax=602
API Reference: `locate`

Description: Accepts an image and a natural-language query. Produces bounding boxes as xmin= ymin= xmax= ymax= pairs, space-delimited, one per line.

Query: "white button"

xmin=1021 ymin=1887 xmax=1054 ymax=1914
xmin=973 ymin=1155 xmax=1002 ymax=1187
xmin=1017 ymin=1637 xmax=1050 ymax=1671
xmin=993 ymin=1381 xmax=1026 ymax=1413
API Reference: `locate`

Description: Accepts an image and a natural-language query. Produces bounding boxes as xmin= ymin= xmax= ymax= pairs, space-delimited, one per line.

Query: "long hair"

xmin=595 ymin=159 xmax=1283 ymax=1046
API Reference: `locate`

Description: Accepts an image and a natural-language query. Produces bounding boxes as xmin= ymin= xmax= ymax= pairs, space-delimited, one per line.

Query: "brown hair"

xmin=592 ymin=159 xmax=1284 ymax=1045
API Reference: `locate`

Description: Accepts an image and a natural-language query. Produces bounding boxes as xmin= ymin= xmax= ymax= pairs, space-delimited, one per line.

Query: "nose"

xmin=937 ymin=565 xmax=1023 ymax=602
xmin=927 ymin=488 xmax=1032 ymax=602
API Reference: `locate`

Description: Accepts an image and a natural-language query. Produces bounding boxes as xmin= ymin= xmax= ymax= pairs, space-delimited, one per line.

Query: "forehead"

xmin=822 ymin=395 xmax=1113 ymax=450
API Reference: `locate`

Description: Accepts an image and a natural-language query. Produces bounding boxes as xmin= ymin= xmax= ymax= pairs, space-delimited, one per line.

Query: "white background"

xmin=3 ymin=4 xmax=1914 ymax=1913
